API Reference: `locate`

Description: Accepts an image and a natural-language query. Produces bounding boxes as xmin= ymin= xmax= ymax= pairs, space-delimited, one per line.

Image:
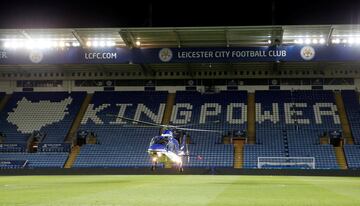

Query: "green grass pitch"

xmin=1 ymin=175 xmax=360 ymax=206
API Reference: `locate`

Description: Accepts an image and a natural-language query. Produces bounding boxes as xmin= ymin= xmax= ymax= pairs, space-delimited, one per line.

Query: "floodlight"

xmin=332 ymin=38 xmax=340 ymax=44
xmin=59 ymin=41 xmax=65 ymax=47
xmin=92 ymin=41 xmax=99 ymax=47
xmin=106 ymin=41 xmax=115 ymax=46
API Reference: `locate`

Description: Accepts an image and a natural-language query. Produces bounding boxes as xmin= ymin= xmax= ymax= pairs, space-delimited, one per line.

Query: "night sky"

xmin=0 ymin=1 xmax=360 ymax=28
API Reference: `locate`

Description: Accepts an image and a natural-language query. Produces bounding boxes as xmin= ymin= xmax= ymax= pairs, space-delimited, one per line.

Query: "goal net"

xmin=257 ymin=157 xmax=315 ymax=169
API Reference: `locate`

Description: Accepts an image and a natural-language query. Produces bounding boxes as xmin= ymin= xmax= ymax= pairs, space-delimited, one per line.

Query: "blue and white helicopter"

xmin=112 ymin=115 xmax=221 ymax=172
xmin=148 ymin=128 xmax=187 ymax=172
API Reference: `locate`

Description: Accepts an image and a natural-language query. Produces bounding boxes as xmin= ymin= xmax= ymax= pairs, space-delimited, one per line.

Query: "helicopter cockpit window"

xmin=150 ymin=136 xmax=169 ymax=146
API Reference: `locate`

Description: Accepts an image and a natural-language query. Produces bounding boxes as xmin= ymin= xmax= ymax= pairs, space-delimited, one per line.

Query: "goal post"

xmin=257 ymin=157 xmax=316 ymax=169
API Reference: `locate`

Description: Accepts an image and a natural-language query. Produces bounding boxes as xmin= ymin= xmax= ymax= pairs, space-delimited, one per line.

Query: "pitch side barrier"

xmin=0 ymin=168 xmax=360 ymax=176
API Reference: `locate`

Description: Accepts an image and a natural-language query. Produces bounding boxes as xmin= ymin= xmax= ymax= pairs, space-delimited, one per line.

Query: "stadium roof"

xmin=2 ymin=25 xmax=360 ymax=48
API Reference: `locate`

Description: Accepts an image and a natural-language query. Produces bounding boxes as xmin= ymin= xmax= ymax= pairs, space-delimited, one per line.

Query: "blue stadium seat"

xmin=0 ymin=152 xmax=68 ymax=168
xmin=0 ymin=92 xmax=86 ymax=143
xmin=244 ymin=90 xmax=340 ymax=169
xmin=75 ymin=91 xmax=246 ymax=168
xmin=342 ymin=90 xmax=360 ymax=144
xmin=344 ymin=145 xmax=360 ymax=169
xmin=171 ymin=91 xmax=247 ymax=168
xmin=74 ymin=91 xmax=168 ymax=168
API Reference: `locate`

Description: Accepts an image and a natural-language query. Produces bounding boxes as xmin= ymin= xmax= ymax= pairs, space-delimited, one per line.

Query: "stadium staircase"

xmin=62 ymin=94 xmax=92 ymax=168
xmin=162 ymin=93 xmax=176 ymax=168
xmin=334 ymin=91 xmax=354 ymax=144
xmin=64 ymin=145 xmax=80 ymax=168
xmin=334 ymin=147 xmax=348 ymax=169
xmin=247 ymin=93 xmax=256 ymax=144
xmin=65 ymin=94 xmax=93 ymax=143
xmin=0 ymin=94 xmax=11 ymax=112
xmin=233 ymin=139 xmax=244 ymax=168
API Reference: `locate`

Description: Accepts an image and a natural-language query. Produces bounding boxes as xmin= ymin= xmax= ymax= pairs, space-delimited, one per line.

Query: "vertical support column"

xmin=247 ymin=93 xmax=256 ymax=144
xmin=162 ymin=93 xmax=176 ymax=125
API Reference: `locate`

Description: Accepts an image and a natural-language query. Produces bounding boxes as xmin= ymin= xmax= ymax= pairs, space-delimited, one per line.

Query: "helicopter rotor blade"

xmin=175 ymin=120 xmax=220 ymax=128
xmin=174 ymin=127 xmax=223 ymax=133
xmin=106 ymin=114 xmax=162 ymax=127
xmin=106 ymin=114 xmax=223 ymax=133
xmin=120 ymin=125 xmax=160 ymax=128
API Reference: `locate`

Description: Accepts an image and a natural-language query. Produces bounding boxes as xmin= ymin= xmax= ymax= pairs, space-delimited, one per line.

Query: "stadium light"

xmin=83 ymin=39 xmax=116 ymax=48
xmin=38 ymin=40 xmax=51 ymax=48
xmin=92 ymin=41 xmax=99 ymax=47
xmin=136 ymin=40 xmax=141 ymax=46
xmin=293 ymin=37 xmax=328 ymax=45
xmin=294 ymin=38 xmax=304 ymax=44
xmin=2 ymin=39 xmax=82 ymax=49
xmin=348 ymin=38 xmax=355 ymax=44
xmin=332 ymin=38 xmax=340 ymax=44
xmin=106 ymin=41 xmax=115 ymax=47
xmin=3 ymin=41 xmax=10 ymax=48
xmin=59 ymin=41 xmax=66 ymax=48
xmin=25 ymin=41 xmax=35 ymax=49
xmin=51 ymin=41 xmax=58 ymax=47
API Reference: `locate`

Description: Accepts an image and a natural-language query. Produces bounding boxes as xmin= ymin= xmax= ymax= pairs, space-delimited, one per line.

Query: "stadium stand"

xmin=171 ymin=91 xmax=247 ymax=167
xmin=0 ymin=152 xmax=68 ymax=168
xmin=341 ymin=90 xmax=360 ymax=168
xmin=341 ymin=90 xmax=360 ymax=144
xmin=0 ymin=92 xmax=86 ymax=143
xmin=74 ymin=91 xmax=168 ymax=168
xmin=344 ymin=145 xmax=360 ymax=169
xmin=244 ymin=90 xmax=340 ymax=169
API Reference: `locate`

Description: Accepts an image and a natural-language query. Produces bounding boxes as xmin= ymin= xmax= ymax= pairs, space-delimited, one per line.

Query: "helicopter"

xmin=148 ymin=128 xmax=187 ymax=172
xmin=108 ymin=115 xmax=221 ymax=172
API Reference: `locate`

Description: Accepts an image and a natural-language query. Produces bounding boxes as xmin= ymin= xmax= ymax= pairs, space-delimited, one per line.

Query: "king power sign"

xmin=80 ymin=102 xmax=340 ymax=126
